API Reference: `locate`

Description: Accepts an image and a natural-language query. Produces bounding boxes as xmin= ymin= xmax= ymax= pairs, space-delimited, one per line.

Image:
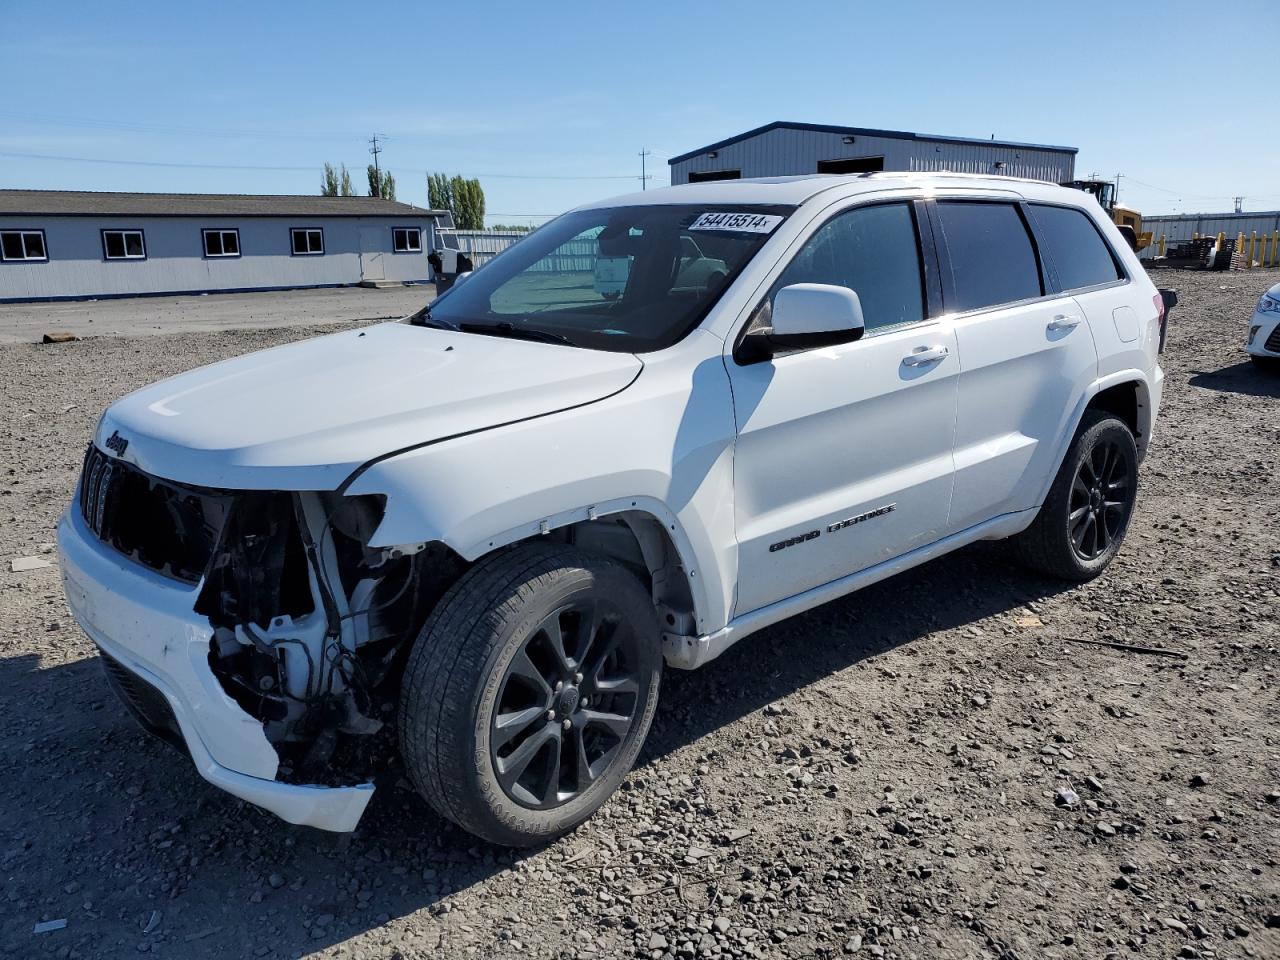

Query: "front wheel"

xmin=1010 ymin=412 xmax=1139 ymax=581
xmin=398 ymin=543 xmax=661 ymax=846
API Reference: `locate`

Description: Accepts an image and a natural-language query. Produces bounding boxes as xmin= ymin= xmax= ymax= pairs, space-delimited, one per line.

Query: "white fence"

xmin=443 ymin=229 xmax=598 ymax=272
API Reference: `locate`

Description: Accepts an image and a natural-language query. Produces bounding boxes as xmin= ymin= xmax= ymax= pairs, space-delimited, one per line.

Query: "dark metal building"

xmin=669 ymin=121 xmax=1077 ymax=186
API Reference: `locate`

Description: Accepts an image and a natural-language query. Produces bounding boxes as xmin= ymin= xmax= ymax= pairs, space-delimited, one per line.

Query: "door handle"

xmin=903 ymin=345 xmax=949 ymax=367
xmin=1047 ymin=314 xmax=1082 ymax=331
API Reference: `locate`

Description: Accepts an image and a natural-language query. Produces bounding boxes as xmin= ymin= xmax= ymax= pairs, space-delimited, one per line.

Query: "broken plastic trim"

xmin=199 ymin=490 xmax=465 ymax=786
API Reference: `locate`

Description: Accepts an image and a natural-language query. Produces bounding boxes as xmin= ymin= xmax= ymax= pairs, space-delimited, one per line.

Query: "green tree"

xmin=427 ymin=172 xmax=485 ymax=229
xmin=367 ymin=165 xmax=396 ymax=200
xmin=427 ymin=172 xmax=452 ymax=213
xmin=321 ymin=163 xmax=356 ymax=197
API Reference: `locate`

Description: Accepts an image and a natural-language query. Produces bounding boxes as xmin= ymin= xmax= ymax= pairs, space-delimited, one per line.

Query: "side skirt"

xmin=663 ymin=508 xmax=1038 ymax=670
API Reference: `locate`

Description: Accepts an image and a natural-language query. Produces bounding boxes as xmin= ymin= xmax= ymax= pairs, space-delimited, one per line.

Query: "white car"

xmin=1246 ymin=281 xmax=1280 ymax=368
xmin=60 ymin=173 xmax=1171 ymax=846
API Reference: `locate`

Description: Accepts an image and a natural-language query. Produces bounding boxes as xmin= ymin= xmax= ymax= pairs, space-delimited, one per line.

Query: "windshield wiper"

xmin=408 ymin=306 xmax=458 ymax=331
xmin=459 ymin=321 xmax=577 ymax=347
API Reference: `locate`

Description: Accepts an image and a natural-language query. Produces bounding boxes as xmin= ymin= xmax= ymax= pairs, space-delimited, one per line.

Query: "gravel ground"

xmin=0 ymin=285 xmax=432 ymax=344
xmin=1 ymin=270 xmax=1277 ymax=960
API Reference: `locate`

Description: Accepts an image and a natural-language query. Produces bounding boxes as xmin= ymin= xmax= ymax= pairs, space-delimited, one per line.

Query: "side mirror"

xmin=772 ymin=283 xmax=865 ymax=339
xmin=741 ymin=283 xmax=864 ymax=362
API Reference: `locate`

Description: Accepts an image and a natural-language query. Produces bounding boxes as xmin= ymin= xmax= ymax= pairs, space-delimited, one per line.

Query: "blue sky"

xmin=2 ymin=0 xmax=1276 ymax=225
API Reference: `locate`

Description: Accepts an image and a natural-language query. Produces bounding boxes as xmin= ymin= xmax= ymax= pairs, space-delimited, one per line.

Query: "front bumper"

xmin=57 ymin=505 xmax=374 ymax=832
xmin=1246 ymin=309 xmax=1280 ymax=357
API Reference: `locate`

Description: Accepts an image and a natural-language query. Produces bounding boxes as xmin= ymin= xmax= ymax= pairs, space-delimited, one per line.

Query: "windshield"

xmin=420 ymin=204 xmax=793 ymax=352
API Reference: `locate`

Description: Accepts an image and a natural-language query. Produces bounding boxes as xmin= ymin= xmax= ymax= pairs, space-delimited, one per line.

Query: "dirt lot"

xmin=1 ymin=270 xmax=1276 ymax=960
xmin=0 ymin=285 xmax=432 ymax=344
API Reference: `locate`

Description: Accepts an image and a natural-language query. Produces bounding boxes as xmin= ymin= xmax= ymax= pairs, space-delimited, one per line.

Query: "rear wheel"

xmin=1011 ymin=412 xmax=1138 ymax=581
xmin=398 ymin=543 xmax=661 ymax=846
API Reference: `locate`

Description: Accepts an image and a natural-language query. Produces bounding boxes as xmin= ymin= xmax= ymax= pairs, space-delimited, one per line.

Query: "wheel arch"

xmin=1037 ymin=370 xmax=1153 ymax=509
xmin=359 ymin=490 xmax=719 ymax=654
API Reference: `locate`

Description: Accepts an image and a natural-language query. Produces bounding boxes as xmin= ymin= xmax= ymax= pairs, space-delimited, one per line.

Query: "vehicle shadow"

xmin=1188 ymin=360 xmax=1280 ymax=397
xmin=0 ymin=542 xmax=1069 ymax=958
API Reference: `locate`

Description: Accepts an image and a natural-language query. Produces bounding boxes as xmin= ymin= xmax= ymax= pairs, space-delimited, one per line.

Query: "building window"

xmin=393 ymin=227 xmax=422 ymax=253
xmin=291 ymin=227 xmax=324 ymax=256
xmin=688 ymin=169 xmax=741 ymax=183
xmin=0 ymin=229 xmax=48 ymax=262
xmin=203 ymin=229 xmax=241 ymax=258
xmin=817 ymin=156 xmax=885 ymax=174
xmin=102 ymin=229 xmax=146 ymax=260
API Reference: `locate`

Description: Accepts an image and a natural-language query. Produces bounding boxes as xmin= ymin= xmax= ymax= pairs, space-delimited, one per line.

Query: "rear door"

xmin=933 ymin=198 xmax=1099 ymax=531
xmin=1026 ymin=202 xmax=1148 ymax=388
xmin=725 ymin=198 xmax=959 ymax=615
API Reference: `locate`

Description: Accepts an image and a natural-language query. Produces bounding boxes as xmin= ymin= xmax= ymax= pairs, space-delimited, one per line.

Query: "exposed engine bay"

xmin=76 ymin=446 xmax=696 ymax=795
xmin=194 ymin=491 xmax=464 ymax=784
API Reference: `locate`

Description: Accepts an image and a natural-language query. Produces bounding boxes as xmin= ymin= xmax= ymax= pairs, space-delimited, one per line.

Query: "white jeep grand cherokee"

xmin=60 ymin=173 xmax=1170 ymax=846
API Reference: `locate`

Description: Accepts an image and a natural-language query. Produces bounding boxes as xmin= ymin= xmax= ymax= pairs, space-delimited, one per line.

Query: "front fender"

xmin=344 ymin=335 xmax=739 ymax=635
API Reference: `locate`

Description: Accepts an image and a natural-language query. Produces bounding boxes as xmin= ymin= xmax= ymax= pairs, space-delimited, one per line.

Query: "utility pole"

xmin=1114 ymin=172 xmax=1121 ymax=206
xmin=369 ymin=134 xmax=384 ymax=182
xmin=639 ymin=149 xmax=652 ymax=190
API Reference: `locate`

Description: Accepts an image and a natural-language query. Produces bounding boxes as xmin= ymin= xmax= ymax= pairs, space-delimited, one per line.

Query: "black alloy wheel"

xmin=399 ymin=543 xmax=661 ymax=846
xmin=1068 ymin=436 xmax=1134 ymax=561
xmin=491 ymin=600 xmax=641 ymax=809
xmin=1010 ymin=411 xmax=1140 ymax=582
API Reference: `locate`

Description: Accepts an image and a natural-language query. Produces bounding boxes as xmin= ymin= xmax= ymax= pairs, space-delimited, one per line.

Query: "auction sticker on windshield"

xmin=688 ymin=212 xmax=784 ymax=234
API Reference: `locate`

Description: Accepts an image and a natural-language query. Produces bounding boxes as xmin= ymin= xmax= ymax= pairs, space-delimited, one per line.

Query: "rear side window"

xmin=936 ymin=202 xmax=1042 ymax=312
xmin=771 ymin=201 xmax=925 ymax=334
xmin=1031 ymin=204 xmax=1123 ymax=291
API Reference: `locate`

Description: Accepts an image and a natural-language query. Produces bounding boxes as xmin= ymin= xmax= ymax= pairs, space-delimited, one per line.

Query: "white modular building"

xmin=0 ymin=190 xmax=453 ymax=302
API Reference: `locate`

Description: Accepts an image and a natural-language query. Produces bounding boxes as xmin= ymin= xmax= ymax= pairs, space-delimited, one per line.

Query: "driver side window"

xmin=749 ymin=202 xmax=926 ymax=338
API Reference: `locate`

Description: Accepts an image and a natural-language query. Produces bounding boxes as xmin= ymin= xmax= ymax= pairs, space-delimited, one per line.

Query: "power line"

xmin=0 ymin=149 xmax=641 ymax=180
xmin=0 ymin=111 xmax=358 ymax=141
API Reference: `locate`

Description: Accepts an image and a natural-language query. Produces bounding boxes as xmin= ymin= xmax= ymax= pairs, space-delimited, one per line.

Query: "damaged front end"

xmin=77 ymin=445 xmax=463 ymax=797
xmin=196 ymin=490 xmax=463 ymax=786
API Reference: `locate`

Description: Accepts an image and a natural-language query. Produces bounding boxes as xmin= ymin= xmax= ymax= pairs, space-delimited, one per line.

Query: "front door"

xmin=359 ymin=228 xmax=385 ymax=281
xmin=931 ymin=199 xmax=1100 ymax=531
xmin=725 ymin=200 xmax=958 ymax=616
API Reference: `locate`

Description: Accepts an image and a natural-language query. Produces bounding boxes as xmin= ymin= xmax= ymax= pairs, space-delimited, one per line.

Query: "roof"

xmin=668 ymin=121 xmax=1079 ymax=166
xmin=581 ymin=171 xmax=1077 ymax=211
xmin=0 ymin=190 xmax=446 ymax=219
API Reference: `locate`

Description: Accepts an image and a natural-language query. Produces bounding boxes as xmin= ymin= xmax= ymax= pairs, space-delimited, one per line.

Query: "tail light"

xmin=1154 ymin=289 xmax=1177 ymax=353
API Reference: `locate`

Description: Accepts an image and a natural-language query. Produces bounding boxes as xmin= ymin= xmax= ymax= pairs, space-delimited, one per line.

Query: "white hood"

xmin=96 ymin=322 xmax=642 ymax=490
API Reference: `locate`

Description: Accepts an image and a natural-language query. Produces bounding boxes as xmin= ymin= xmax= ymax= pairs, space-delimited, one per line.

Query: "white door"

xmin=932 ymin=199 xmax=1099 ymax=531
xmin=359 ymin=228 xmax=385 ymax=281
xmin=726 ymin=201 xmax=958 ymax=616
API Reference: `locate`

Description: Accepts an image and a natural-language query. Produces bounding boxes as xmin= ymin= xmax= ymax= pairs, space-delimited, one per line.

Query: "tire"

xmin=1010 ymin=412 xmax=1139 ymax=582
xmin=398 ymin=543 xmax=662 ymax=846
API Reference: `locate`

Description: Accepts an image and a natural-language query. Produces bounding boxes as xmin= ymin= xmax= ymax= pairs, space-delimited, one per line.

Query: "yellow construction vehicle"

xmin=1060 ymin=179 xmax=1153 ymax=252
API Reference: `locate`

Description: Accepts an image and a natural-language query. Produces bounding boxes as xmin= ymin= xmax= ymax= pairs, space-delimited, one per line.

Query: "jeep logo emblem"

xmin=104 ymin=430 xmax=129 ymax=456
